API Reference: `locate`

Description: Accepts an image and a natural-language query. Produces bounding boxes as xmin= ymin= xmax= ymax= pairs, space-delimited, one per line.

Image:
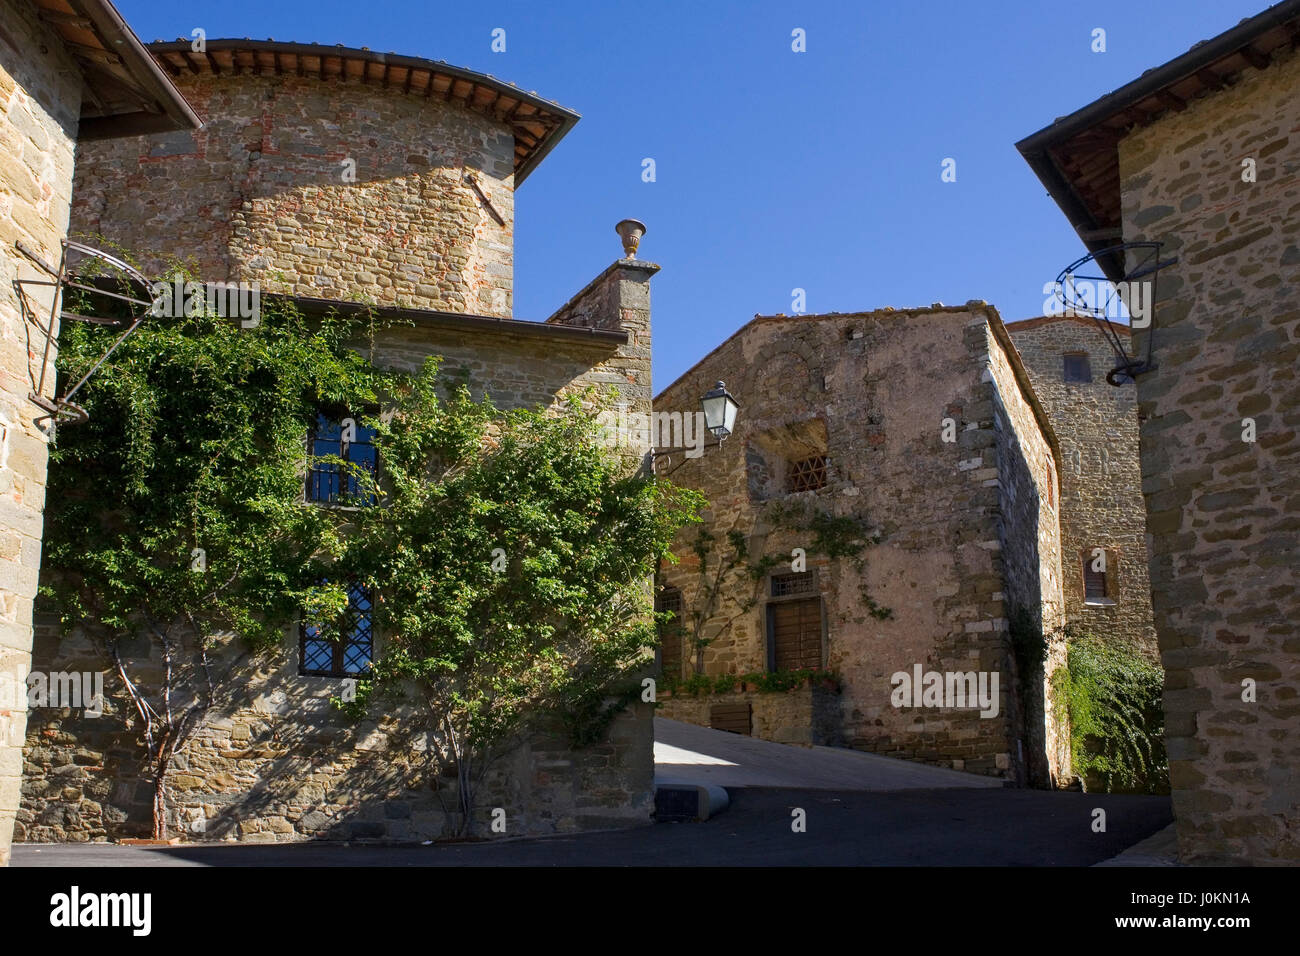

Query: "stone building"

xmin=17 ymin=39 xmax=660 ymax=843
xmin=1017 ymin=0 xmax=1300 ymax=863
xmin=0 ymin=0 xmax=198 ymax=866
xmin=653 ymin=304 xmax=1069 ymax=786
xmin=1006 ymin=316 xmax=1157 ymax=652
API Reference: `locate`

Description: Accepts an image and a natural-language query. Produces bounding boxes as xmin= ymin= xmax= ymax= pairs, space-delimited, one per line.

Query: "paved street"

xmin=12 ymin=720 xmax=1171 ymax=866
xmin=14 ymin=787 xmax=1171 ymax=866
xmin=654 ymin=718 xmax=1006 ymax=790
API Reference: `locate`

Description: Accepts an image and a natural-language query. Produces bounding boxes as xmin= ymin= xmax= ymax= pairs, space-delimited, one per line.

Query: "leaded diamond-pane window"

xmin=307 ymin=412 xmax=378 ymax=505
xmin=300 ymin=581 xmax=374 ymax=677
xmin=787 ymin=455 xmax=828 ymax=493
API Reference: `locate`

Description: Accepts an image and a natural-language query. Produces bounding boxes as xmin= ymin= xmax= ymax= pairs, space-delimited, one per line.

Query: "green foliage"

xmin=676 ymin=502 xmax=892 ymax=645
xmin=861 ymin=593 xmax=895 ymax=621
xmin=806 ymin=509 xmax=877 ymax=559
xmin=43 ymin=252 xmax=704 ymax=837
xmin=341 ymin=373 xmax=704 ymax=765
xmin=1008 ymin=607 xmax=1048 ymax=705
xmin=660 ymin=668 xmax=840 ymax=697
xmin=43 ymin=277 xmax=381 ymax=653
xmin=1054 ymin=631 xmax=1168 ymax=795
xmin=41 ymin=264 xmax=388 ymax=837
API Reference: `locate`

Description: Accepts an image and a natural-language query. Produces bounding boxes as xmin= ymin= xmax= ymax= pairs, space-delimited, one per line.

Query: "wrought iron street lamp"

xmin=700 ymin=380 xmax=739 ymax=440
xmin=652 ymin=381 xmax=740 ymax=476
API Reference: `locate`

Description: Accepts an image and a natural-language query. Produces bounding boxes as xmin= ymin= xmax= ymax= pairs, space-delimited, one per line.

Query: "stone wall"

xmin=69 ymin=71 xmax=516 ymax=316
xmin=654 ymin=304 xmax=1061 ymax=781
xmin=1115 ymin=43 xmax=1300 ymax=864
xmin=18 ymin=263 xmax=660 ymax=843
xmin=0 ymin=0 xmax=82 ymax=867
xmin=1007 ymin=317 xmax=1157 ymax=654
xmin=655 ymin=682 xmax=841 ymax=747
xmin=983 ymin=321 xmax=1067 ymax=786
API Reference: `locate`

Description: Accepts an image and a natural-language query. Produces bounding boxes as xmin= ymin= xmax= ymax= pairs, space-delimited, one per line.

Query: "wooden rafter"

xmin=1239 ymin=44 xmax=1270 ymax=70
xmin=1156 ymin=89 xmax=1186 ymax=111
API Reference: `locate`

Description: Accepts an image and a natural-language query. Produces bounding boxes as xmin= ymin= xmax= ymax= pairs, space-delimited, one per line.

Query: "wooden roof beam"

xmin=1195 ymin=67 xmax=1226 ymax=90
xmin=1239 ymin=44 xmax=1270 ymax=70
xmin=1156 ymin=89 xmax=1186 ymax=111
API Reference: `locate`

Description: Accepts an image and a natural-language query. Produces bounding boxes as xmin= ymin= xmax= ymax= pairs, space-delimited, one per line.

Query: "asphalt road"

xmin=14 ymin=787 xmax=1172 ymax=866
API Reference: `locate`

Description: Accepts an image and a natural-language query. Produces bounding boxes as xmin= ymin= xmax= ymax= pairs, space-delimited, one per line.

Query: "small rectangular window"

xmin=307 ymin=412 xmax=378 ymax=505
xmin=787 ymin=455 xmax=828 ymax=493
xmin=1063 ymin=353 xmax=1092 ymax=383
xmin=767 ymin=597 xmax=822 ymax=671
xmin=656 ymin=587 xmax=684 ymax=679
xmin=300 ymin=581 xmax=374 ymax=677
xmin=771 ymin=572 xmax=816 ymax=597
xmin=1082 ymin=550 xmax=1116 ymax=606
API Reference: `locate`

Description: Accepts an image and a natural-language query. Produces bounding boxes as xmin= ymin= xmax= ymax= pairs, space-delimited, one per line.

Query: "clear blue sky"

xmin=119 ymin=0 xmax=1266 ymax=390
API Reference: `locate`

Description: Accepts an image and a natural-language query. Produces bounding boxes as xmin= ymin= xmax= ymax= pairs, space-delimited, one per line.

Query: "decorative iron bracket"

xmin=13 ymin=239 xmax=154 ymax=426
xmin=1054 ymin=240 xmax=1178 ymax=386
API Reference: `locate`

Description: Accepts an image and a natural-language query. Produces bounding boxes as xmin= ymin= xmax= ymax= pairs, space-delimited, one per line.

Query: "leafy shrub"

xmin=1055 ymin=633 xmax=1168 ymax=794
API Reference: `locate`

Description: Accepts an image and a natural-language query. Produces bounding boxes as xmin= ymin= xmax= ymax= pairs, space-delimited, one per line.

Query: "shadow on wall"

xmin=18 ymin=620 xmax=650 ymax=844
xmin=992 ymin=397 xmax=1058 ymax=791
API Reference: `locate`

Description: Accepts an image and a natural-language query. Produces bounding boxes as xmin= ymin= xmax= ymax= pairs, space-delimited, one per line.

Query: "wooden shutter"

xmin=769 ymin=597 xmax=822 ymax=671
xmin=709 ymin=702 xmax=752 ymax=735
xmin=1083 ymin=554 xmax=1109 ymax=601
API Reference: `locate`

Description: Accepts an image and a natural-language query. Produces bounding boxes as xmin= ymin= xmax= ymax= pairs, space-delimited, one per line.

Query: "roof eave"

xmin=67 ymin=0 xmax=202 ymax=136
xmin=1015 ymin=0 xmax=1300 ymax=283
xmin=142 ymin=39 xmax=580 ymax=185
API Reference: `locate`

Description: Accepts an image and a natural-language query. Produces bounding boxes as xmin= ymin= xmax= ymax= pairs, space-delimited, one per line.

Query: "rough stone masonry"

xmin=1018 ymin=6 xmax=1300 ymax=863
xmin=17 ymin=40 xmax=661 ymax=844
xmin=0 ymin=0 xmax=199 ymax=866
xmin=1007 ymin=315 xmax=1157 ymax=655
xmin=1117 ymin=44 xmax=1300 ymax=864
xmin=654 ymin=304 xmax=1070 ymax=788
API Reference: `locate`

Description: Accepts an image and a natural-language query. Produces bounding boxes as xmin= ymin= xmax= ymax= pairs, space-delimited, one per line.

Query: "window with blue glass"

xmin=299 ymin=581 xmax=374 ymax=677
xmin=306 ymin=412 xmax=378 ymax=505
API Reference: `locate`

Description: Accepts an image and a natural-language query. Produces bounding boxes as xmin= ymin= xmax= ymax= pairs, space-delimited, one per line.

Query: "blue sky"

xmin=119 ymin=0 xmax=1267 ymax=390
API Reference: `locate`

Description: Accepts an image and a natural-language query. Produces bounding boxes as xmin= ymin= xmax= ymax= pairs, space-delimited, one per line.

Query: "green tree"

xmin=43 ymin=267 xmax=701 ymax=839
xmin=342 ymin=366 xmax=703 ymax=834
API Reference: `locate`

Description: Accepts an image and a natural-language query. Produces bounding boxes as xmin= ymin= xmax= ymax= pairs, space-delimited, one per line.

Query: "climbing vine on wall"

xmin=660 ymin=500 xmax=892 ymax=676
xmin=1050 ymin=626 xmax=1168 ymax=794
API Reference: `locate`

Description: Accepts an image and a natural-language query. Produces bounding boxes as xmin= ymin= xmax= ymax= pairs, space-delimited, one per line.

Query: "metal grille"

xmin=787 ymin=455 xmax=828 ymax=493
xmin=307 ymin=412 xmax=378 ymax=505
xmin=656 ymin=587 xmax=684 ymax=678
xmin=300 ymin=581 xmax=374 ymax=677
xmin=771 ymin=572 xmax=816 ymax=597
xmin=1063 ymin=353 xmax=1092 ymax=383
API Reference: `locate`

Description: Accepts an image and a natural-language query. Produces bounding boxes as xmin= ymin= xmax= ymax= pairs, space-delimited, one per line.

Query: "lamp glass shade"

xmin=701 ymin=381 xmax=739 ymax=439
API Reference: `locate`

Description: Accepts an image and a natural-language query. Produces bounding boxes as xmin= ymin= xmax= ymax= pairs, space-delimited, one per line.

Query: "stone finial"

xmin=615 ymin=219 xmax=646 ymax=259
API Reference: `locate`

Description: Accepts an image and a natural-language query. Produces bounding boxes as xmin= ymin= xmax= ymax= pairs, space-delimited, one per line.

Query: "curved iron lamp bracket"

xmin=13 ymin=239 xmax=154 ymax=427
xmin=1054 ymin=240 xmax=1177 ymax=386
